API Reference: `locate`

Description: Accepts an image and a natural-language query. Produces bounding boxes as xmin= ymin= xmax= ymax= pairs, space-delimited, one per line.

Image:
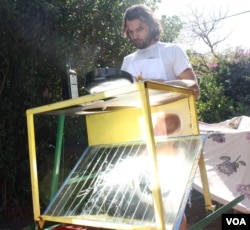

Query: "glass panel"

xmin=44 ymin=135 xmax=203 ymax=229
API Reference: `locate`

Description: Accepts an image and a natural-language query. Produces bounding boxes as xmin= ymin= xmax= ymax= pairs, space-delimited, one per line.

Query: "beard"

xmin=131 ymin=33 xmax=154 ymax=49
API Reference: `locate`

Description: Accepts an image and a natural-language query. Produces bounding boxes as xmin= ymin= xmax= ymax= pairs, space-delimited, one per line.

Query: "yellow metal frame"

xmin=26 ymin=81 xmax=213 ymax=229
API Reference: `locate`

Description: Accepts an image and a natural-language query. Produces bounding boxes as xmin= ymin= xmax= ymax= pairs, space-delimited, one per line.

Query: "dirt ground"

xmin=185 ymin=189 xmax=222 ymax=230
xmin=0 ymin=189 xmax=232 ymax=230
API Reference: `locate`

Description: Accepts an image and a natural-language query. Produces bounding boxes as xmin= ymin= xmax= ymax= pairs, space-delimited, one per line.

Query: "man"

xmin=121 ymin=4 xmax=199 ymax=99
xmin=121 ymin=4 xmax=198 ymax=229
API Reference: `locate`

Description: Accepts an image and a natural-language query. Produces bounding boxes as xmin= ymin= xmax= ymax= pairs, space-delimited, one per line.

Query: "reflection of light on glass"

xmin=90 ymin=79 xmax=132 ymax=94
xmin=95 ymin=142 xmax=188 ymax=211
xmin=101 ymin=157 xmax=145 ymax=185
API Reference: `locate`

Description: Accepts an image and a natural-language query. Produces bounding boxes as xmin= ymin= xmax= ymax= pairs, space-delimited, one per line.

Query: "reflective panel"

xmin=44 ymin=135 xmax=203 ymax=229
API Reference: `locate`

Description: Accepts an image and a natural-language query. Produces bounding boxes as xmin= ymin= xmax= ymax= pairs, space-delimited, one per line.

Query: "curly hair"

xmin=122 ymin=4 xmax=162 ymax=41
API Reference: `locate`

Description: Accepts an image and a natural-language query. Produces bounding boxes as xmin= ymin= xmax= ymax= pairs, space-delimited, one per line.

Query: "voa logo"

xmin=226 ymin=217 xmax=246 ymax=226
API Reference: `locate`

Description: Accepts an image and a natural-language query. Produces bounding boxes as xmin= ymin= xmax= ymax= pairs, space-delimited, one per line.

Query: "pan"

xmin=85 ymin=67 xmax=134 ymax=94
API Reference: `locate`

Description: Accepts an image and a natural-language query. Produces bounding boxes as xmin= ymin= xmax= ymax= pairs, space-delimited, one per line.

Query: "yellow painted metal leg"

xmin=26 ymin=111 xmax=41 ymax=222
xmin=186 ymin=93 xmax=215 ymax=213
xmin=138 ymin=83 xmax=166 ymax=230
xmin=199 ymin=152 xmax=216 ymax=212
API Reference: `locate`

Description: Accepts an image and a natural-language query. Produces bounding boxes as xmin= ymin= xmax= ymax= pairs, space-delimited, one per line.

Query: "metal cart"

xmin=26 ymin=81 xmax=243 ymax=230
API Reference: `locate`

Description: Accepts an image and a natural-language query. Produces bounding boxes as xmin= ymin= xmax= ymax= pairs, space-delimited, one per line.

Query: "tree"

xmin=160 ymin=15 xmax=183 ymax=43
xmin=1 ymin=0 xmax=183 ymax=220
xmin=0 ymin=0 xmax=69 ymax=214
xmin=183 ymin=6 xmax=230 ymax=58
xmin=194 ymin=48 xmax=250 ymax=123
xmin=181 ymin=6 xmax=250 ymax=122
xmin=215 ymin=49 xmax=250 ymax=116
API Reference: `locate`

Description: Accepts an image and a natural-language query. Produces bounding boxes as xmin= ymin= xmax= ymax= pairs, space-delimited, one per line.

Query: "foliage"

xmin=196 ymin=72 xmax=235 ymax=122
xmin=161 ymin=15 xmax=183 ymax=43
xmin=216 ymin=49 xmax=250 ymax=114
xmin=0 ymin=0 xmax=68 ymax=215
xmin=193 ymin=48 xmax=250 ymax=123
xmin=0 ymin=0 xmax=175 ymax=220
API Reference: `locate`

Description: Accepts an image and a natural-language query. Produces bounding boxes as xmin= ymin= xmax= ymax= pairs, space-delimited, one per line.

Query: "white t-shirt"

xmin=121 ymin=42 xmax=192 ymax=81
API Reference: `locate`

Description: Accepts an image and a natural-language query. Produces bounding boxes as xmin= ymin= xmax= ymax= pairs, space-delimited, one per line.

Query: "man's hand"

xmin=178 ymin=68 xmax=200 ymax=99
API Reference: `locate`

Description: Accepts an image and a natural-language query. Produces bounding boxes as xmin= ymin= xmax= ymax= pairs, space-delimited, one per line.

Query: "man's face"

xmin=126 ymin=19 xmax=155 ymax=49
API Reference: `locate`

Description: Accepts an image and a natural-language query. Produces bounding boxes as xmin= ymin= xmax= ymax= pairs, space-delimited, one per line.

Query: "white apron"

xmin=127 ymin=44 xmax=167 ymax=81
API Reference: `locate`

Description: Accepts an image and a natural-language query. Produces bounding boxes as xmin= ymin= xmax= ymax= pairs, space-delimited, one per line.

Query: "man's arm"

xmin=177 ymin=68 xmax=200 ymax=99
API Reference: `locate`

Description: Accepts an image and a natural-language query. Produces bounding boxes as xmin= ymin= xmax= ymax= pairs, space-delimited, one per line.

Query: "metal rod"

xmin=138 ymin=83 xmax=166 ymax=230
xmin=188 ymin=195 xmax=245 ymax=230
xmin=199 ymin=153 xmax=216 ymax=212
xmin=26 ymin=111 xmax=41 ymax=222
xmin=50 ymin=114 xmax=65 ymax=200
